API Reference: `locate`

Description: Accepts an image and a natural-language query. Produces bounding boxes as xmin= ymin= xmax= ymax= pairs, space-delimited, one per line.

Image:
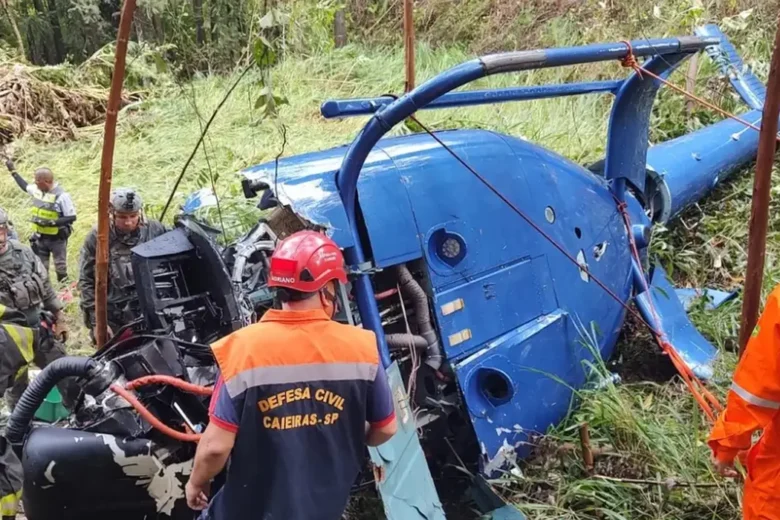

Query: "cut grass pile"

xmin=0 ymin=6 xmax=777 ymax=518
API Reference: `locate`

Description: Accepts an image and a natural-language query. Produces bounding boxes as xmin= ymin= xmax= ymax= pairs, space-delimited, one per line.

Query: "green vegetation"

xmin=0 ymin=0 xmax=778 ymax=518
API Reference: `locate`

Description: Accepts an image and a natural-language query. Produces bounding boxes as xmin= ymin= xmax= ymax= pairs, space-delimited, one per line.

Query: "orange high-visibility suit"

xmin=709 ymin=285 xmax=780 ymax=520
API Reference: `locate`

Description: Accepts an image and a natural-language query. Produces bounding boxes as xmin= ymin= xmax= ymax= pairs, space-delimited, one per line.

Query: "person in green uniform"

xmin=0 ymin=303 xmax=32 ymax=520
xmin=0 ymin=207 xmax=72 ymax=410
xmin=78 ymin=188 xmax=166 ymax=342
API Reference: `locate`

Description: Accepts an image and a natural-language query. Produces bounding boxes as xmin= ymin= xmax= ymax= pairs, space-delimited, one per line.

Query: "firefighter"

xmin=6 ymin=159 xmax=77 ymax=282
xmin=0 ymin=304 xmax=34 ymax=520
xmin=186 ymin=230 xmax=398 ymax=519
xmin=78 ymin=188 xmax=166 ymax=343
xmin=709 ymin=284 xmax=780 ymax=520
xmin=0 ymin=207 xmax=72 ymax=411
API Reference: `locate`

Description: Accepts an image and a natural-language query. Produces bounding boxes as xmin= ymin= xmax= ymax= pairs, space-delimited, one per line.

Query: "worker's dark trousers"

xmin=33 ymin=236 xmax=68 ymax=282
xmin=4 ymin=335 xmax=76 ymax=411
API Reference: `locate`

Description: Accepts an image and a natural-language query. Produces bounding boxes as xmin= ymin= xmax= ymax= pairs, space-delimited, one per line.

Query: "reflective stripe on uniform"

xmin=2 ymin=324 xmax=34 ymax=364
xmin=0 ymin=490 xmax=21 ymax=516
xmin=225 ymin=362 xmax=379 ymax=398
xmin=0 ymin=304 xmax=6 ymax=319
xmin=30 ymin=186 xmax=62 ymax=235
xmin=731 ymin=381 xmax=780 ymax=410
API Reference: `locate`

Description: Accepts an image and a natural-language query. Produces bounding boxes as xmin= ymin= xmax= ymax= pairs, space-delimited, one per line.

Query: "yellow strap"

xmin=31 ymin=223 xmax=59 ymax=235
xmin=0 ymin=304 xmax=6 ymax=319
xmin=0 ymin=490 xmax=21 ymax=516
xmin=32 ymin=207 xmax=59 ymax=220
xmin=31 ymin=206 xmax=60 ymax=235
xmin=2 ymin=324 xmax=34 ymax=363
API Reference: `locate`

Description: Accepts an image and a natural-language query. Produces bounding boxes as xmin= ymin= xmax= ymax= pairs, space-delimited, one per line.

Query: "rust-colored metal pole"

xmin=95 ymin=0 xmax=137 ymax=348
xmin=403 ymin=0 xmax=415 ymax=92
xmin=738 ymin=19 xmax=780 ymax=357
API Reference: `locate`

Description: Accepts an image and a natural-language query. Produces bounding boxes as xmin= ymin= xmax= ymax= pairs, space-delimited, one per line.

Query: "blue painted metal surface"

xmin=697 ymin=24 xmax=766 ymax=110
xmin=321 ymin=81 xmax=623 ymax=119
xmin=232 ymin=28 xmax=769 ymax=518
xmin=605 ymin=52 xmax=692 ymax=193
xmin=180 ymin=187 xmax=217 ymax=215
xmin=646 ymin=110 xmax=765 ymax=223
xmin=635 ymin=263 xmax=718 ymax=379
xmin=676 ymin=288 xmax=739 ymax=311
xmin=645 ymin=24 xmax=770 ymax=223
xmin=368 ymin=362 xmax=446 ymax=519
xmin=489 ymin=506 xmax=527 ymax=520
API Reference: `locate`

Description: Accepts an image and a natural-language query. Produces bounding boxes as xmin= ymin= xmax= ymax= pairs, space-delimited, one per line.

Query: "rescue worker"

xmin=185 ymin=230 xmax=398 ymax=519
xmin=709 ymin=284 xmax=780 ymax=520
xmin=0 ymin=207 xmax=72 ymax=410
xmin=78 ymin=188 xmax=166 ymax=343
xmin=6 ymin=159 xmax=77 ymax=282
xmin=0 ymin=304 xmax=34 ymax=519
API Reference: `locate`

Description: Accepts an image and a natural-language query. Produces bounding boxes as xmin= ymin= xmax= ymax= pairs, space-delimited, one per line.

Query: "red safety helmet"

xmin=268 ymin=230 xmax=347 ymax=293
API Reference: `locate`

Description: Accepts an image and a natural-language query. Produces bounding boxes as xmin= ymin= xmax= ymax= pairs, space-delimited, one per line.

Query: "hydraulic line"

xmin=110 ymin=384 xmax=202 ymax=443
xmin=6 ymin=357 xmax=95 ymax=445
xmin=125 ymin=375 xmax=213 ymax=396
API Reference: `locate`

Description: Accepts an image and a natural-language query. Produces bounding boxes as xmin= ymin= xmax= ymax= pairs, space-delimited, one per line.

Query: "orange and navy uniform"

xmin=202 ymin=308 xmax=395 ymax=520
xmin=709 ymin=285 xmax=780 ymax=520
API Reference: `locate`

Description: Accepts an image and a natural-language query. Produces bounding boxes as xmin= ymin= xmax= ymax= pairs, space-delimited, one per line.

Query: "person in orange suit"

xmin=709 ymin=285 xmax=780 ymax=520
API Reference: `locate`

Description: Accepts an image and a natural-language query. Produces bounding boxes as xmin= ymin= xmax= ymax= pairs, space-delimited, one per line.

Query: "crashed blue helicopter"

xmin=236 ymin=24 xmax=762 ymax=518
xmin=9 ymin=24 xmax=770 ymax=520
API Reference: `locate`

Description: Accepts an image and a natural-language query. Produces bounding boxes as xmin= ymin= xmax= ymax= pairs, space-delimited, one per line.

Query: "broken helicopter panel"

xmin=5 ymin=25 xmax=769 ymax=520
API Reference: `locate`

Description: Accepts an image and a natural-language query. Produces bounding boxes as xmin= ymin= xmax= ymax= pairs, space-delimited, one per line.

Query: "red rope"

xmin=619 ymin=40 xmax=778 ymax=142
xmin=409 ymin=78 xmax=727 ymax=420
xmin=615 ymin=200 xmax=722 ymax=420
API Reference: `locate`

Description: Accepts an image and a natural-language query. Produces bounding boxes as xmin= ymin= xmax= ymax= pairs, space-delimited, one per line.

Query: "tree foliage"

xmin=0 ymin=0 xmax=286 ymax=72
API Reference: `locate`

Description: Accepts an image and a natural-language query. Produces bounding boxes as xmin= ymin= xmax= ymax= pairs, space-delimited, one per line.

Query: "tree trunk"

xmin=132 ymin=4 xmax=144 ymax=43
xmin=685 ymin=54 xmax=699 ymax=116
xmin=209 ymin=0 xmax=218 ymax=43
xmin=193 ymin=0 xmax=204 ymax=44
xmin=2 ymin=0 xmax=26 ymax=59
xmin=152 ymin=11 xmax=164 ymax=44
xmin=46 ymin=0 xmax=65 ymax=62
xmin=334 ymin=9 xmax=346 ymax=47
xmin=29 ymin=0 xmax=53 ymax=63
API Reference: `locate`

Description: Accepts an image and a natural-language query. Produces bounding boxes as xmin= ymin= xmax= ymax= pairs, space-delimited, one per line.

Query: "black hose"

xmin=6 ymin=357 xmax=96 ymax=445
xmin=386 ymin=333 xmax=428 ymax=350
xmin=395 ymin=265 xmax=443 ymax=369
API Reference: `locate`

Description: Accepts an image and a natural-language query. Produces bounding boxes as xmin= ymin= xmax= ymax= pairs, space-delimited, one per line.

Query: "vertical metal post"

xmin=96 ymin=0 xmax=137 ymax=348
xmin=403 ymin=0 xmax=414 ymax=92
xmin=738 ymin=19 xmax=780 ymax=357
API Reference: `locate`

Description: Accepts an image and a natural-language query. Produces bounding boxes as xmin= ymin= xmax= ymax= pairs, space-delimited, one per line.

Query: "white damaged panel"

xmin=97 ymin=434 xmax=193 ymax=516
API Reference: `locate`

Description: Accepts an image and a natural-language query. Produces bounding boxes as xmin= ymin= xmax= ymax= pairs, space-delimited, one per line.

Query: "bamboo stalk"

xmin=95 ymin=0 xmax=137 ymax=348
xmin=403 ymin=0 xmax=415 ymax=92
xmin=738 ymin=16 xmax=780 ymax=357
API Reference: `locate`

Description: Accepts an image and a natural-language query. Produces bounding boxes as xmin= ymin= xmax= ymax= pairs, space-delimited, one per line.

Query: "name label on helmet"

xmin=271 ymin=275 xmax=297 ymax=284
xmin=317 ymin=250 xmax=339 ymax=262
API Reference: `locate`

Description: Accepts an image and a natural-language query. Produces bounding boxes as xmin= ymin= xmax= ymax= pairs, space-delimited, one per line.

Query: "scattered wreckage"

xmin=4 ymin=25 xmax=769 ymax=519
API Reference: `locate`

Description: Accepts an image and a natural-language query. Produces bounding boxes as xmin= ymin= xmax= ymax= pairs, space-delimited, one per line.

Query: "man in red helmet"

xmin=186 ymin=230 xmax=397 ymax=519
